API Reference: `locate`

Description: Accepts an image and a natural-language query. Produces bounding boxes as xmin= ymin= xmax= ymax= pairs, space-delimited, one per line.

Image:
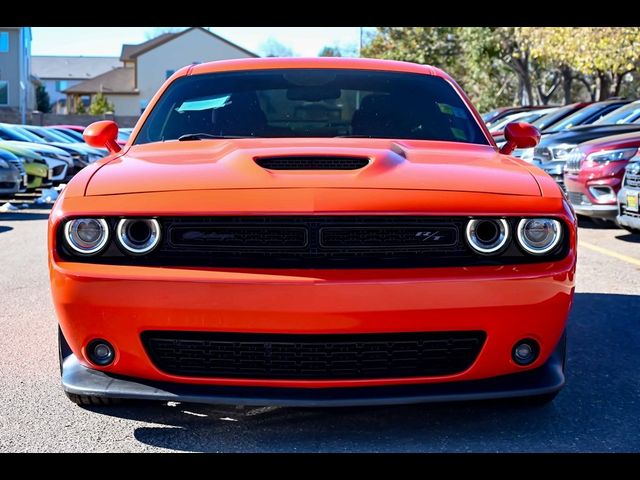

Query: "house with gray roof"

xmin=64 ymin=27 xmax=258 ymax=116
xmin=32 ymin=55 xmax=121 ymax=113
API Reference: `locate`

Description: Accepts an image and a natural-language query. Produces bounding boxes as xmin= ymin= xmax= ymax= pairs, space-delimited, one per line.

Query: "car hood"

xmin=0 ymin=141 xmax=44 ymax=161
xmin=3 ymin=141 xmax=70 ymax=157
xmin=86 ymin=139 xmax=541 ymax=197
xmin=539 ymin=124 xmax=640 ymax=147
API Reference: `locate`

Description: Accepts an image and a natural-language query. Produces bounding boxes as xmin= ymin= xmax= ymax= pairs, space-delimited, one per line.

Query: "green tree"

xmin=362 ymin=27 xmax=462 ymax=76
xmin=520 ymin=27 xmax=640 ymax=101
xmin=88 ymin=92 xmax=115 ymax=115
xmin=318 ymin=46 xmax=342 ymax=57
xmin=35 ymin=84 xmax=51 ymax=113
xmin=361 ymin=27 xmax=519 ymax=111
xmin=260 ymin=38 xmax=294 ymax=57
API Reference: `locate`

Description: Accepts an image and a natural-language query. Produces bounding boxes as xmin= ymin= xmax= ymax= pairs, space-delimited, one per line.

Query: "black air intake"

xmin=255 ymin=156 xmax=369 ymax=170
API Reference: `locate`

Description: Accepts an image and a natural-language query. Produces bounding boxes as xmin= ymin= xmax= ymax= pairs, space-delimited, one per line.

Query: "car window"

xmin=134 ymin=69 xmax=489 ymax=145
xmin=532 ymin=105 xmax=580 ymax=131
xmin=546 ymin=103 xmax=626 ymax=132
xmin=594 ymin=102 xmax=640 ymax=125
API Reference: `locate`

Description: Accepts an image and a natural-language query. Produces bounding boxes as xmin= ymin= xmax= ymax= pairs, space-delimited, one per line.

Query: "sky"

xmin=31 ymin=27 xmax=365 ymax=58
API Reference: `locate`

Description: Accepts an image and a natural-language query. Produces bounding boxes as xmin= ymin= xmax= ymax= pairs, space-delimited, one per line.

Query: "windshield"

xmin=11 ymin=126 xmax=44 ymax=143
xmin=23 ymin=126 xmax=71 ymax=143
xmin=134 ymin=69 xmax=489 ymax=145
xmin=0 ymin=125 xmax=36 ymax=142
xmin=489 ymin=110 xmax=552 ymax=132
xmin=594 ymin=102 xmax=640 ymax=125
xmin=532 ymin=104 xmax=581 ymax=131
xmin=546 ymin=102 xmax=628 ymax=132
xmin=54 ymin=128 xmax=84 ymax=142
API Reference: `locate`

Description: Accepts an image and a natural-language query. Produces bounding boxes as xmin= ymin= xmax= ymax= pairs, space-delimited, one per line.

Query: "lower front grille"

xmin=142 ymin=331 xmax=486 ymax=380
xmin=567 ymin=191 xmax=591 ymax=206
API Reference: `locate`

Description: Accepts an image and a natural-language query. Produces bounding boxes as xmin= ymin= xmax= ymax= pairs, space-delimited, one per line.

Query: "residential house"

xmin=0 ymin=27 xmax=34 ymax=123
xmin=64 ymin=27 xmax=258 ymax=116
xmin=32 ymin=56 xmax=120 ymax=113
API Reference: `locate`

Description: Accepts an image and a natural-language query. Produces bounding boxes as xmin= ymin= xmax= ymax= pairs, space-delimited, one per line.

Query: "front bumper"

xmin=571 ymin=203 xmax=618 ymax=219
xmin=617 ymin=186 xmax=640 ymax=230
xmin=565 ymin=174 xmax=619 ymax=219
xmin=51 ymin=256 xmax=575 ymax=391
xmin=61 ymin=337 xmax=566 ymax=406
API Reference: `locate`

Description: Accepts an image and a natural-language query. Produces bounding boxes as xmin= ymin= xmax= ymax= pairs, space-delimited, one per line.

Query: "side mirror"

xmin=83 ymin=121 xmax=122 ymax=154
xmin=499 ymin=122 xmax=540 ymax=155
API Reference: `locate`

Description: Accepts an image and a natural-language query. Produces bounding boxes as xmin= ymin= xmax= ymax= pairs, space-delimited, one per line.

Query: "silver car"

xmin=0 ymin=150 xmax=22 ymax=197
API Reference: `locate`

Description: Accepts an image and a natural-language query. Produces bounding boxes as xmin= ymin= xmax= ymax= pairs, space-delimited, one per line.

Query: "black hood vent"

xmin=255 ymin=156 xmax=369 ymax=170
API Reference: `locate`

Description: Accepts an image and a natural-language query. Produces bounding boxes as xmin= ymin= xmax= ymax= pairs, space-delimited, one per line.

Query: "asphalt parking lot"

xmin=1 ymin=198 xmax=639 ymax=452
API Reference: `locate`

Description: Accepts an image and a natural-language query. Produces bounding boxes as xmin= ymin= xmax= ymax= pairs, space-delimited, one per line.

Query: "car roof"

xmin=188 ymin=57 xmax=447 ymax=78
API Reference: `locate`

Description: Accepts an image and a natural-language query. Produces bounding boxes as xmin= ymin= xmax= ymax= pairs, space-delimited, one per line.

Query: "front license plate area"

xmin=627 ymin=192 xmax=639 ymax=212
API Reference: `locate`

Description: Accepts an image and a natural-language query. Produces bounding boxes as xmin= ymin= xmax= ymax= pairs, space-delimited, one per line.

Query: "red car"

xmin=49 ymin=57 xmax=576 ymax=407
xmin=564 ymin=131 xmax=640 ymax=223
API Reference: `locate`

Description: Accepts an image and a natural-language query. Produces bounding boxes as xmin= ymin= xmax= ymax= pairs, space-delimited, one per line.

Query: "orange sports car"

xmin=49 ymin=57 xmax=576 ymax=407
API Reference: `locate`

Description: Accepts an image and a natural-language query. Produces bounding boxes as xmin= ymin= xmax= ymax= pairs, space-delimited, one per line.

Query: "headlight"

xmin=64 ymin=218 xmax=110 ymax=255
xmin=0 ymin=159 xmax=9 ymax=168
xmin=516 ymin=218 xmax=562 ymax=255
xmin=116 ymin=218 xmax=161 ymax=254
xmin=465 ymin=219 xmax=510 ymax=255
xmin=550 ymin=144 xmax=577 ymax=160
xmin=586 ymin=148 xmax=638 ymax=163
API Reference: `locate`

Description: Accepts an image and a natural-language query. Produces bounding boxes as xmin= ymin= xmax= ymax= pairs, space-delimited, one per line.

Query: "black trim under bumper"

xmin=61 ymin=344 xmax=565 ymax=407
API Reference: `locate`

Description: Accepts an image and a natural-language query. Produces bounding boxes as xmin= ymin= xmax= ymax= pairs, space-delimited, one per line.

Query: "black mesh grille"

xmin=142 ymin=331 xmax=486 ymax=380
xmin=567 ymin=191 xmax=591 ymax=206
xmin=255 ymin=156 xmax=369 ymax=170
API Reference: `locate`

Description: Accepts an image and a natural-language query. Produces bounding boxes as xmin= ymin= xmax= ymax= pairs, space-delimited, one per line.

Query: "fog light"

xmin=87 ymin=339 xmax=115 ymax=366
xmin=512 ymin=339 xmax=539 ymax=366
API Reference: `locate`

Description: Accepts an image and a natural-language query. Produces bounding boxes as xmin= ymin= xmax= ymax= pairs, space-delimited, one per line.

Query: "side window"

xmin=0 ymin=32 xmax=8 ymax=53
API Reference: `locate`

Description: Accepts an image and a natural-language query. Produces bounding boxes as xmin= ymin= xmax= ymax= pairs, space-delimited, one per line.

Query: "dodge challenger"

xmin=49 ymin=57 xmax=576 ymax=407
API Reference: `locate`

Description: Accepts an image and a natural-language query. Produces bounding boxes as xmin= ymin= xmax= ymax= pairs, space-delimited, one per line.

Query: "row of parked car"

xmin=0 ymin=123 xmax=132 ymax=198
xmin=483 ymin=99 xmax=640 ymax=233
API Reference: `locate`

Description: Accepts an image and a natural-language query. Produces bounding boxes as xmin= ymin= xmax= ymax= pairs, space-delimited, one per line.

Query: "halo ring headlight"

xmin=64 ymin=218 xmax=109 ymax=255
xmin=465 ymin=219 xmax=510 ymax=255
xmin=517 ymin=218 xmax=562 ymax=255
xmin=116 ymin=218 xmax=161 ymax=255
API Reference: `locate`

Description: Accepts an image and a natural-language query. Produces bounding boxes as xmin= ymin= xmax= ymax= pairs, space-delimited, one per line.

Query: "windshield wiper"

xmin=177 ymin=133 xmax=256 ymax=141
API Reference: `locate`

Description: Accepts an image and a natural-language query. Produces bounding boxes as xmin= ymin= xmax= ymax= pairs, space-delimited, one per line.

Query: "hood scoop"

xmin=255 ymin=155 xmax=370 ymax=171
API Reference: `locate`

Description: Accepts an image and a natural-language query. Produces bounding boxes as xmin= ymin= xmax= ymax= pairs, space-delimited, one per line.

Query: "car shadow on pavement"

xmin=0 ymin=226 xmax=13 ymax=234
xmin=615 ymin=233 xmax=640 ymax=243
xmin=0 ymin=212 xmax=51 ymax=221
xmin=83 ymin=292 xmax=640 ymax=452
xmin=577 ymin=217 xmax=620 ymax=230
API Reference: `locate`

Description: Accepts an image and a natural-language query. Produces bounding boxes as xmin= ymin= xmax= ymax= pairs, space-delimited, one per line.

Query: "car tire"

xmin=58 ymin=326 xmax=123 ymax=407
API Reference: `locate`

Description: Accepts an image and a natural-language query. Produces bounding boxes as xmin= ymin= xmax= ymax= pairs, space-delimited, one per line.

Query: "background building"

xmin=32 ymin=56 xmax=120 ymax=113
xmin=0 ymin=27 xmax=34 ymax=123
xmin=64 ymin=27 xmax=258 ymax=116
